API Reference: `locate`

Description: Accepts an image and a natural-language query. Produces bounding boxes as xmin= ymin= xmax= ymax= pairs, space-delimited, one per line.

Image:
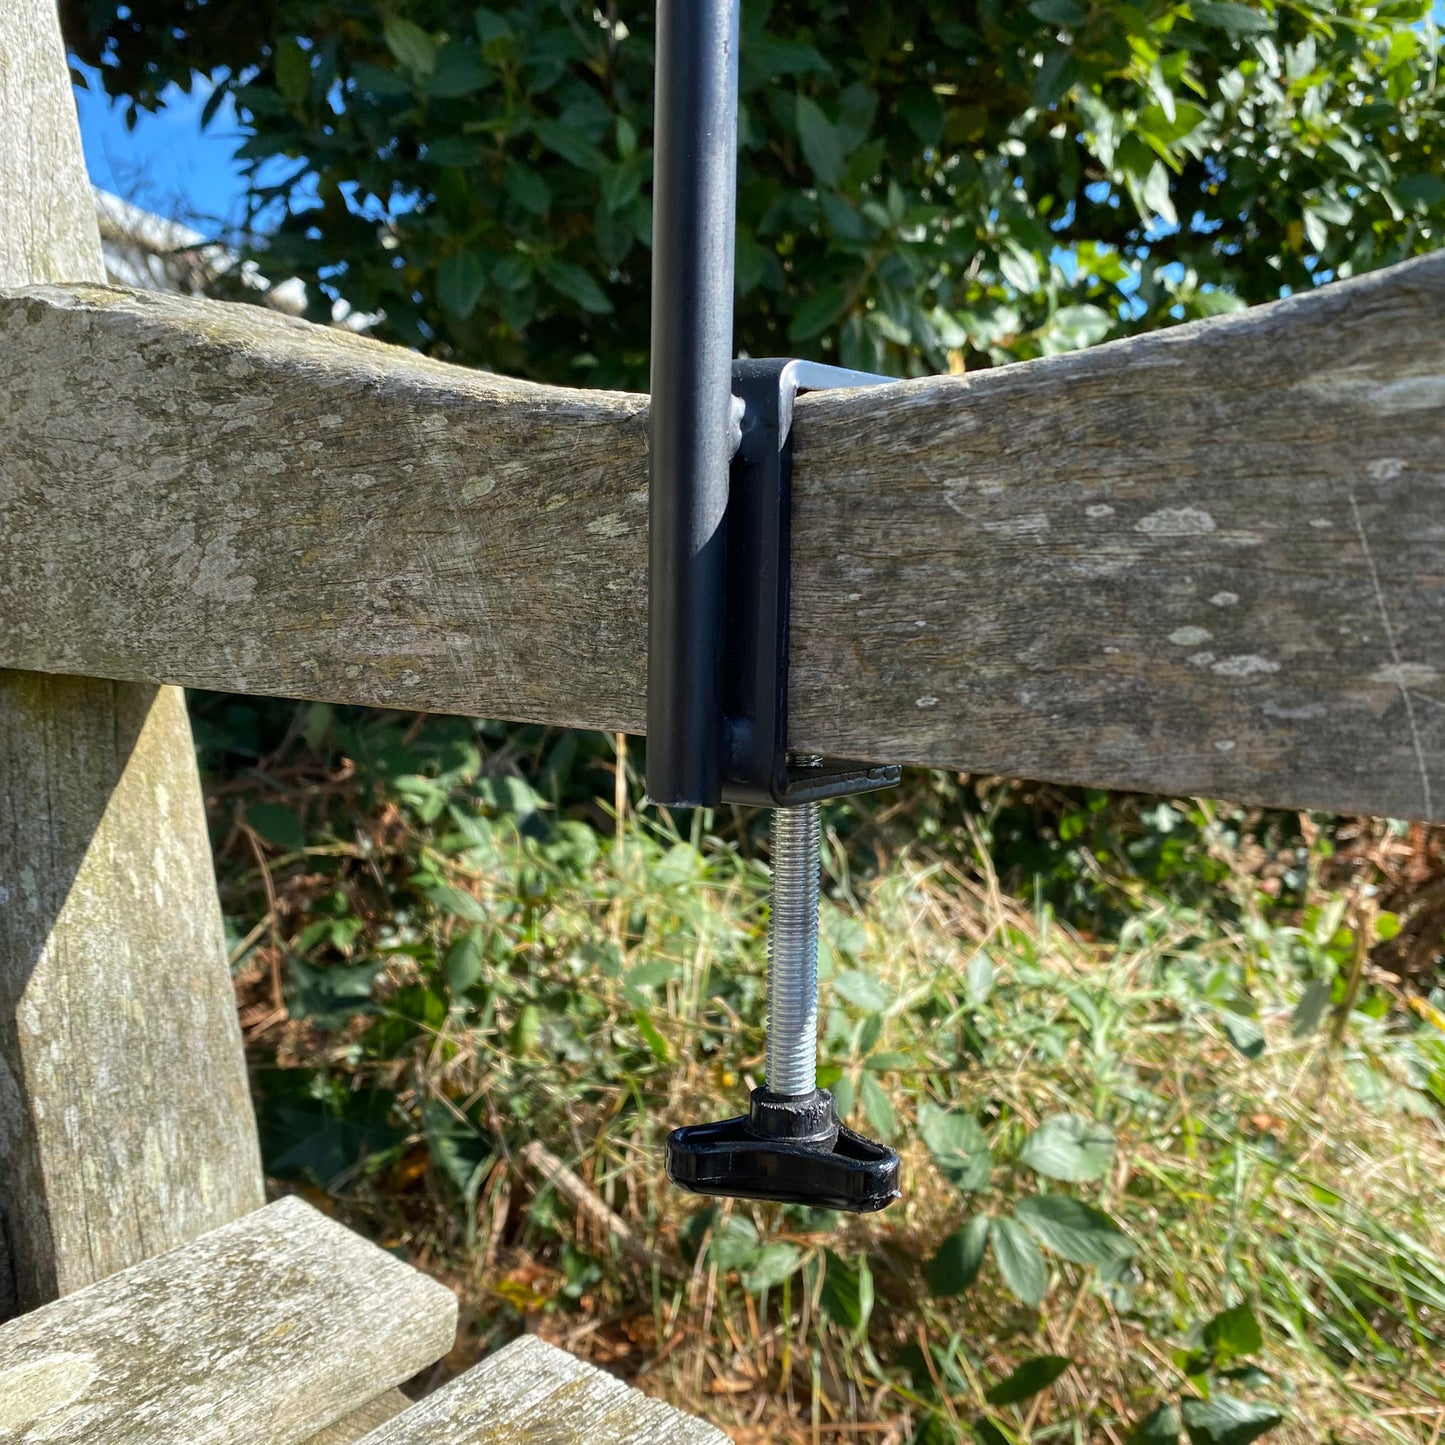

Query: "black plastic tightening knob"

xmin=665 ymin=1087 xmax=901 ymax=1213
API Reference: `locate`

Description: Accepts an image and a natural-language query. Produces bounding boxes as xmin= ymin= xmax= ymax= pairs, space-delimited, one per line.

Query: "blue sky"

xmin=74 ymin=63 xmax=250 ymax=230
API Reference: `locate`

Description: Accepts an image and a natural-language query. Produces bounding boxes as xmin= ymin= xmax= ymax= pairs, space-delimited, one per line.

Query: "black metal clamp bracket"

xmin=721 ymin=360 xmax=902 ymax=809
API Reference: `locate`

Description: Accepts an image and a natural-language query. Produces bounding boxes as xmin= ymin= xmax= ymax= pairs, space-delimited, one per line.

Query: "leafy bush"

xmin=68 ymin=0 xmax=1444 ymax=388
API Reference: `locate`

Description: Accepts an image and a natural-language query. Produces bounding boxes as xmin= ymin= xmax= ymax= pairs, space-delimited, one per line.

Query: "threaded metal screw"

xmin=766 ymin=802 xmax=821 ymax=1096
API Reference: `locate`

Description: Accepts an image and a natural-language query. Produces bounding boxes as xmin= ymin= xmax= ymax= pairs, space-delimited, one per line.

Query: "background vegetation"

xmin=66 ymin=1 xmax=1445 ymax=1440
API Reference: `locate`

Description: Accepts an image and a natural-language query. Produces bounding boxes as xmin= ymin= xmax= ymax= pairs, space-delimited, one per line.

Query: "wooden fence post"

xmin=0 ymin=0 xmax=264 ymax=1318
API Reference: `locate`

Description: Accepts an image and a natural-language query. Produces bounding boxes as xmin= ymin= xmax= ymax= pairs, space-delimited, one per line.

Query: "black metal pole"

xmin=646 ymin=0 xmax=740 ymax=808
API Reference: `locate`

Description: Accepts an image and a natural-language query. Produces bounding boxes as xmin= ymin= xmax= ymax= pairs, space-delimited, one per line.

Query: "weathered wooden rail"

xmin=2 ymin=252 xmax=1442 ymax=819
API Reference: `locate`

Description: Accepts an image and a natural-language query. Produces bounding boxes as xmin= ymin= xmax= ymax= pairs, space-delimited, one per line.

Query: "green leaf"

xmin=473 ymin=7 xmax=514 ymax=47
xmin=274 ymin=37 xmax=311 ymax=106
xmin=634 ymin=1010 xmax=669 ymax=1061
xmin=444 ymin=930 xmax=486 ymax=993
xmin=999 ymin=246 xmax=1041 ymax=294
xmin=421 ymin=1099 xmax=492 ymax=1216
xmin=918 ymin=1104 xmax=992 ymax=1191
xmin=1014 ymin=1194 xmax=1133 ymax=1266
xmin=350 ymin=61 xmax=412 ymax=96
xmin=383 ymin=16 xmax=436 ymax=78
xmin=708 ymin=1212 xmax=760 ymax=1272
xmin=1179 ymin=1393 xmax=1283 ymax=1445
xmin=542 ymin=260 xmax=613 ymax=314
xmin=1202 ymin=1302 xmax=1264 ymax=1366
xmin=819 ymin=190 xmax=867 ymax=242
xmin=427 ymin=41 xmax=490 ymax=98
xmin=1222 ymin=1011 xmax=1266 ymax=1060
xmin=860 ymin=1072 xmax=896 ymax=1140
xmin=1050 ymin=304 xmax=1112 ymax=350
xmin=289 ymin=957 xmax=381 ymax=1029
xmin=1140 ymin=161 xmax=1177 ymax=227
xmin=1192 ymin=3 xmax=1274 ymax=38
xmin=600 ymin=162 xmax=641 ymax=213
xmin=974 ymin=1421 xmax=1018 ymax=1445
xmin=742 ymin=1242 xmax=803 ymax=1293
xmin=437 ymin=252 xmax=486 ymax=318
xmin=1028 ymin=0 xmax=1086 ymax=25
xmin=509 ymin=1002 xmax=540 ymax=1054
xmin=927 ymin=1215 xmax=990 ymax=1296
xmin=490 ymin=254 xmax=533 ymax=291
xmin=834 ymin=969 xmax=892 ymax=1013
xmin=819 ymin=1250 xmax=874 ymax=1336
xmin=897 ymin=85 xmax=945 ymax=146
xmin=965 ymin=952 xmax=995 ymax=1004
xmin=1019 ymin=1115 xmax=1115 ymax=1182
xmin=1130 ymin=1403 xmax=1182 ymax=1445
xmin=248 ymin=802 xmax=305 ymax=852
xmin=795 ymin=95 xmax=844 ymax=185
xmin=425 ymin=136 xmax=486 ymax=168
xmin=428 ymin=882 xmax=487 ymax=924
xmin=864 ymin=1050 xmax=912 ymax=1071
xmin=985 ymin=1354 xmax=1071 ymax=1406
xmin=200 ymin=78 xmax=231 ymax=129
xmin=622 ymin=958 xmax=678 ymax=1000
xmin=1290 ymin=979 xmax=1332 ymax=1037
xmin=503 ymin=167 xmax=551 ymax=215
xmin=991 ymin=1214 xmax=1048 ymax=1306
xmin=788 ymin=284 xmax=850 ymax=341
xmin=1396 ymin=174 xmax=1445 ymax=209
xmin=533 ymin=119 xmax=607 ymax=173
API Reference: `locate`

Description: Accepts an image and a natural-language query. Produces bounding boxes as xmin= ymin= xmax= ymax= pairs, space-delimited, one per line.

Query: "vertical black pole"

xmin=646 ymin=0 xmax=740 ymax=808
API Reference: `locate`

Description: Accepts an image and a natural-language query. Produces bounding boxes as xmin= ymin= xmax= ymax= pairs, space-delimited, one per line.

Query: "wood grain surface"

xmin=0 ymin=0 xmax=263 ymax=1321
xmin=0 ymin=1196 xmax=457 ymax=1444
xmin=357 ymin=1334 xmax=727 ymax=1444
xmin=1 ymin=253 xmax=1442 ymax=819
xmin=301 ymin=1390 xmax=410 ymax=1445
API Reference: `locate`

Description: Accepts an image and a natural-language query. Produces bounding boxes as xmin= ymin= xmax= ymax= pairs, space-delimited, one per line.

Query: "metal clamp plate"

xmin=720 ymin=359 xmax=903 ymax=807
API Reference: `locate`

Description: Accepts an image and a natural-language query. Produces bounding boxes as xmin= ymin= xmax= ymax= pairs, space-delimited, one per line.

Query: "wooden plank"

xmin=0 ymin=0 xmax=264 ymax=1318
xmin=792 ymin=250 xmax=1445 ymax=823
xmin=0 ymin=1195 xmax=457 ymax=1444
xmin=357 ymin=1334 xmax=727 ymax=1445
xmin=0 ymin=253 xmax=1442 ymax=818
xmin=302 ymin=1390 xmax=410 ymax=1445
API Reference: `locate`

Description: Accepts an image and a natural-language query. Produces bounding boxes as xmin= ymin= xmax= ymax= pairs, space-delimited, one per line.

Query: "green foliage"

xmin=927 ymin=1215 xmax=991 ymax=1297
xmin=1018 ymin=1112 xmax=1116 ymax=1182
xmin=65 ymin=0 xmax=1445 ymax=389
xmin=984 ymin=1354 xmax=1070 ymax=1406
xmin=919 ymin=1104 xmax=992 ymax=1191
xmin=1126 ymin=1304 xmax=1282 ymax=1444
xmin=196 ymin=694 xmax=1444 ymax=1438
xmin=1013 ymin=1194 xmax=1133 ymax=1267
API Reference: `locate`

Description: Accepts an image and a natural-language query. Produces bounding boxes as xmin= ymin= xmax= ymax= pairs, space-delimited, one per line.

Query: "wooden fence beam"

xmin=0 ymin=0 xmax=263 ymax=1319
xmin=1 ymin=252 xmax=1442 ymax=820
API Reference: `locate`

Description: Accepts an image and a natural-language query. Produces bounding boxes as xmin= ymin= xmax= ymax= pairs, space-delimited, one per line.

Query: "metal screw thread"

xmin=766 ymin=803 xmax=821 ymax=1096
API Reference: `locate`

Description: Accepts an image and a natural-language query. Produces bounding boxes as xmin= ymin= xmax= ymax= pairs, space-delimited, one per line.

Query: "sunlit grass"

xmin=211 ymin=708 xmax=1445 ymax=1445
